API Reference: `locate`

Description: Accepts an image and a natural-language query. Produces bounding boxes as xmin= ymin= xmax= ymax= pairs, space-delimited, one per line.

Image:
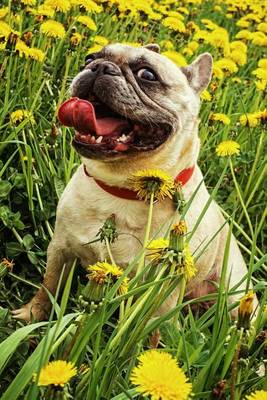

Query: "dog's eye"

xmin=85 ymin=55 xmax=95 ymax=65
xmin=137 ymin=68 xmax=157 ymax=81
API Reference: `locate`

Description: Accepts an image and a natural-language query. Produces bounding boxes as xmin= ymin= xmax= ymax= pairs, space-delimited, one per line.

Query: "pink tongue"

xmin=58 ymin=97 xmax=129 ymax=136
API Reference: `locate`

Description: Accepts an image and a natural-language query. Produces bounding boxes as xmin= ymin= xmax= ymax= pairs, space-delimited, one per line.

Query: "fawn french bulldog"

xmin=13 ymin=43 xmax=253 ymax=321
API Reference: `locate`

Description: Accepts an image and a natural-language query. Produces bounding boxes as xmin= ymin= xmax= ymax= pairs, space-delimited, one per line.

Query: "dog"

xmin=13 ymin=43 xmax=253 ymax=321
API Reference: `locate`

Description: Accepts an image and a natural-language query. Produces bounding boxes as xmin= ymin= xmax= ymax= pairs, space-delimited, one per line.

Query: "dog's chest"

xmin=59 ymin=184 xmax=176 ymax=267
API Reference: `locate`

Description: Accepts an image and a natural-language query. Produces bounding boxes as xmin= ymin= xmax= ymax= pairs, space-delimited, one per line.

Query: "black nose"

xmin=90 ymin=61 xmax=121 ymax=76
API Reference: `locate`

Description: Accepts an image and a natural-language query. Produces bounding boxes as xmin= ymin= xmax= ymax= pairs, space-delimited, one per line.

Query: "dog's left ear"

xmin=181 ymin=53 xmax=213 ymax=94
xmin=143 ymin=43 xmax=161 ymax=53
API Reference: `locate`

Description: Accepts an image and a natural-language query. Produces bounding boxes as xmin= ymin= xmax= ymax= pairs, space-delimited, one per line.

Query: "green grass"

xmin=0 ymin=0 xmax=266 ymax=399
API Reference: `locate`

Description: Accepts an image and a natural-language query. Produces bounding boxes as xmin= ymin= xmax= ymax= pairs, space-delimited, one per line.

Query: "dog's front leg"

xmin=12 ymin=240 xmax=75 ymax=322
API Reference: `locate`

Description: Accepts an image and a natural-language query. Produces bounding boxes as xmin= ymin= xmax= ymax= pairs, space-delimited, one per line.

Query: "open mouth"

xmin=58 ymin=97 xmax=171 ymax=157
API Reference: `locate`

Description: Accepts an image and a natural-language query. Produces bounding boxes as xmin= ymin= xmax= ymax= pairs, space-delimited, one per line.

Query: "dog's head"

xmin=67 ymin=43 xmax=212 ymax=160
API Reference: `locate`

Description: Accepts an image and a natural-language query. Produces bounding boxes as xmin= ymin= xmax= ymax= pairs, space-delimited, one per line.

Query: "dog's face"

xmin=70 ymin=43 xmax=212 ymax=160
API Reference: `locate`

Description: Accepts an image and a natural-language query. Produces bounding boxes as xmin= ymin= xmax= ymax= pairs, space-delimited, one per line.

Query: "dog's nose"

xmin=90 ymin=61 xmax=121 ymax=76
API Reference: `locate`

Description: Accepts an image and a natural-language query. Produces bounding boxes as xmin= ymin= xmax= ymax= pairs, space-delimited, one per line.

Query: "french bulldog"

xmin=13 ymin=43 xmax=254 ymax=321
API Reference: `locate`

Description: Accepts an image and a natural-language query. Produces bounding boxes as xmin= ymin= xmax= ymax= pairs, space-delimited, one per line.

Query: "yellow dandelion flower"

xmin=230 ymin=50 xmax=247 ymax=66
xmin=76 ymin=16 xmax=97 ymax=31
xmin=131 ymin=350 xmax=192 ymax=400
xmin=0 ymin=7 xmax=9 ymax=19
xmin=71 ymin=0 xmax=102 ymax=13
xmin=237 ymin=291 xmax=255 ymax=330
xmin=70 ymin=32 xmax=82 ymax=46
xmin=212 ymin=65 xmax=224 ymax=80
xmin=87 ymin=44 xmax=103 ymax=54
xmin=15 ymin=39 xmax=30 ymax=59
xmin=159 ymin=40 xmax=174 ymax=50
xmin=43 ymin=0 xmax=71 ymax=13
xmin=236 ymin=18 xmax=250 ymax=28
xmin=216 ymin=140 xmax=240 ymax=157
xmin=201 ymin=19 xmax=219 ymax=31
xmin=239 ymin=291 xmax=254 ymax=318
xmin=35 ymin=5 xmax=55 ymax=17
xmin=21 ymin=0 xmax=36 ymax=5
xmin=129 ymin=169 xmax=175 ymax=202
xmin=181 ymin=244 xmax=196 ymax=281
xmin=162 ymin=17 xmax=186 ymax=33
xmin=147 ymin=238 xmax=169 ymax=262
xmin=93 ymin=35 xmax=108 ymax=46
xmin=230 ymin=40 xmax=247 ymax=53
xmin=251 ymin=31 xmax=267 ymax=46
xmin=87 ymin=261 xmax=129 ymax=295
xmin=40 ymin=20 xmax=65 ymax=39
xmin=208 ymin=28 xmax=229 ymax=51
xmin=213 ymin=58 xmax=238 ymax=74
xmin=235 ymin=30 xmax=252 ymax=40
xmin=210 ymin=113 xmax=231 ymax=125
xmin=200 ymin=90 xmax=212 ymax=101
xmin=28 ymin=47 xmax=45 ymax=62
xmin=172 ymin=221 xmax=187 ymax=236
xmin=36 ymin=360 xmax=77 ymax=386
xmin=162 ymin=51 xmax=187 ymax=67
xmin=0 ymin=21 xmax=11 ymax=39
xmin=255 ymin=80 xmax=267 ymax=91
xmin=239 ymin=113 xmax=259 ymax=128
xmin=258 ymin=23 xmax=267 ymax=34
xmin=258 ymin=59 xmax=267 ymax=69
xmin=252 ymin=68 xmax=267 ymax=81
xmin=10 ymin=110 xmax=35 ymax=125
xmin=246 ymin=390 xmax=267 ymax=400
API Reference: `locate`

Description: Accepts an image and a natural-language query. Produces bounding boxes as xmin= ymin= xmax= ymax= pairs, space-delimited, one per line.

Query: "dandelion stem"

xmin=229 ymin=159 xmax=253 ymax=237
xmin=136 ymin=191 xmax=155 ymax=275
xmin=105 ymin=238 xmax=116 ymax=265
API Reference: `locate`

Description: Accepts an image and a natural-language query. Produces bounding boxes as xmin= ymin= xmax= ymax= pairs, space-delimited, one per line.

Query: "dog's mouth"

xmin=58 ymin=97 xmax=171 ymax=158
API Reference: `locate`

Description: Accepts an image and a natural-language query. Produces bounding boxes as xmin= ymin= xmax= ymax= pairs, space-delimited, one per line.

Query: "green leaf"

xmin=0 ymin=181 xmax=12 ymax=198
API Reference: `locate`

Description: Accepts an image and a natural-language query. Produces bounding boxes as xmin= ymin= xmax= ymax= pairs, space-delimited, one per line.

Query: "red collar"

xmin=83 ymin=164 xmax=195 ymax=201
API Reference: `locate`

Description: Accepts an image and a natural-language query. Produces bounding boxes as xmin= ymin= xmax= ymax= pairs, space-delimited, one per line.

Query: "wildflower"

xmin=200 ymin=90 xmax=212 ymax=101
xmin=230 ymin=41 xmax=247 ymax=53
xmin=76 ymin=16 xmax=97 ymax=31
xmin=230 ymin=50 xmax=247 ymax=66
xmin=71 ymin=0 xmax=102 ymax=13
xmin=216 ymin=141 xmax=240 ymax=157
xmin=35 ymin=5 xmax=55 ymax=17
xmin=40 ymin=20 xmax=65 ymax=39
xmin=180 ymin=244 xmax=196 ymax=281
xmin=251 ymin=31 xmax=267 ymax=46
xmin=131 ymin=350 xmax=192 ymax=400
xmin=70 ymin=32 xmax=82 ymax=46
xmin=36 ymin=360 xmax=77 ymax=386
xmin=87 ymin=261 xmax=129 ymax=296
xmin=213 ymin=65 xmax=224 ymax=80
xmin=129 ymin=169 xmax=175 ymax=202
xmin=44 ymin=0 xmax=71 ymax=13
xmin=147 ymin=238 xmax=169 ymax=262
xmin=0 ymin=21 xmax=11 ymax=39
xmin=258 ymin=23 xmax=267 ymax=34
xmin=93 ymin=35 xmax=108 ymax=46
xmin=28 ymin=47 xmax=45 ymax=62
xmin=246 ymin=390 xmax=267 ymax=400
xmin=210 ymin=113 xmax=231 ymax=125
xmin=162 ymin=51 xmax=187 ymax=67
xmin=235 ymin=30 xmax=252 ymax=40
xmin=213 ymin=58 xmax=238 ymax=74
xmin=21 ymin=0 xmax=36 ymax=5
xmin=252 ymin=68 xmax=267 ymax=81
xmin=0 ymin=7 xmax=9 ymax=19
xmin=172 ymin=221 xmax=187 ymax=236
xmin=87 ymin=44 xmax=103 ymax=54
xmin=239 ymin=113 xmax=259 ymax=128
xmin=258 ymin=59 xmax=267 ymax=69
xmin=255 ymin=80 xmax=266 ymax=91
xmin=162 ymin=17 xmax=186 ymax=33
xmin=10 ymin=110 xmax=35 ymax=125
xmin=237 ymin=291 xmax=254 ymax=330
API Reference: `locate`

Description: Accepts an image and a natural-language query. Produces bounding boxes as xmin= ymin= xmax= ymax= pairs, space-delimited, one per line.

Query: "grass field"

xmin=0 ymin=0 xmax=266 ymax=399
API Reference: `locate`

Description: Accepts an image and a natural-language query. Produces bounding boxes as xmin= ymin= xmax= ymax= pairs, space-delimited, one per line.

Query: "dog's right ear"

xmin=181 ymin=53 xmax=213 ymax=94
xmin=143 ymin=43 xmax=161 ymax=53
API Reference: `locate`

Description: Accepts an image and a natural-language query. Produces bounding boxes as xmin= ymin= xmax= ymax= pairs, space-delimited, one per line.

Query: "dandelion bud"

xmin=169 ymin=220 xmax=187 ymax=252
xmin=237 ymin=291 xmax=254 ymax=330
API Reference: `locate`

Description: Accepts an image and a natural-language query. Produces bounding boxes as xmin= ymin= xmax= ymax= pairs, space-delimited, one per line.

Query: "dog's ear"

xmin=143 ymin=43 xmax=161 ymax=53
xmin=181 ymin=53 xmax=213 ymax=94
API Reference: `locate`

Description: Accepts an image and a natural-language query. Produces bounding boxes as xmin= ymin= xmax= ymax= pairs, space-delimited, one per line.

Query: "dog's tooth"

xmin=91 ymin=136 xmax=96 ymax=143
xmin=96 ymin=136 xmax=103 ymax=143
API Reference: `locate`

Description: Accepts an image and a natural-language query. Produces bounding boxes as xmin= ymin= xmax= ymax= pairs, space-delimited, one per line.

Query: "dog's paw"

xmin=12 ymin=302 xmax=48 ymax=322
